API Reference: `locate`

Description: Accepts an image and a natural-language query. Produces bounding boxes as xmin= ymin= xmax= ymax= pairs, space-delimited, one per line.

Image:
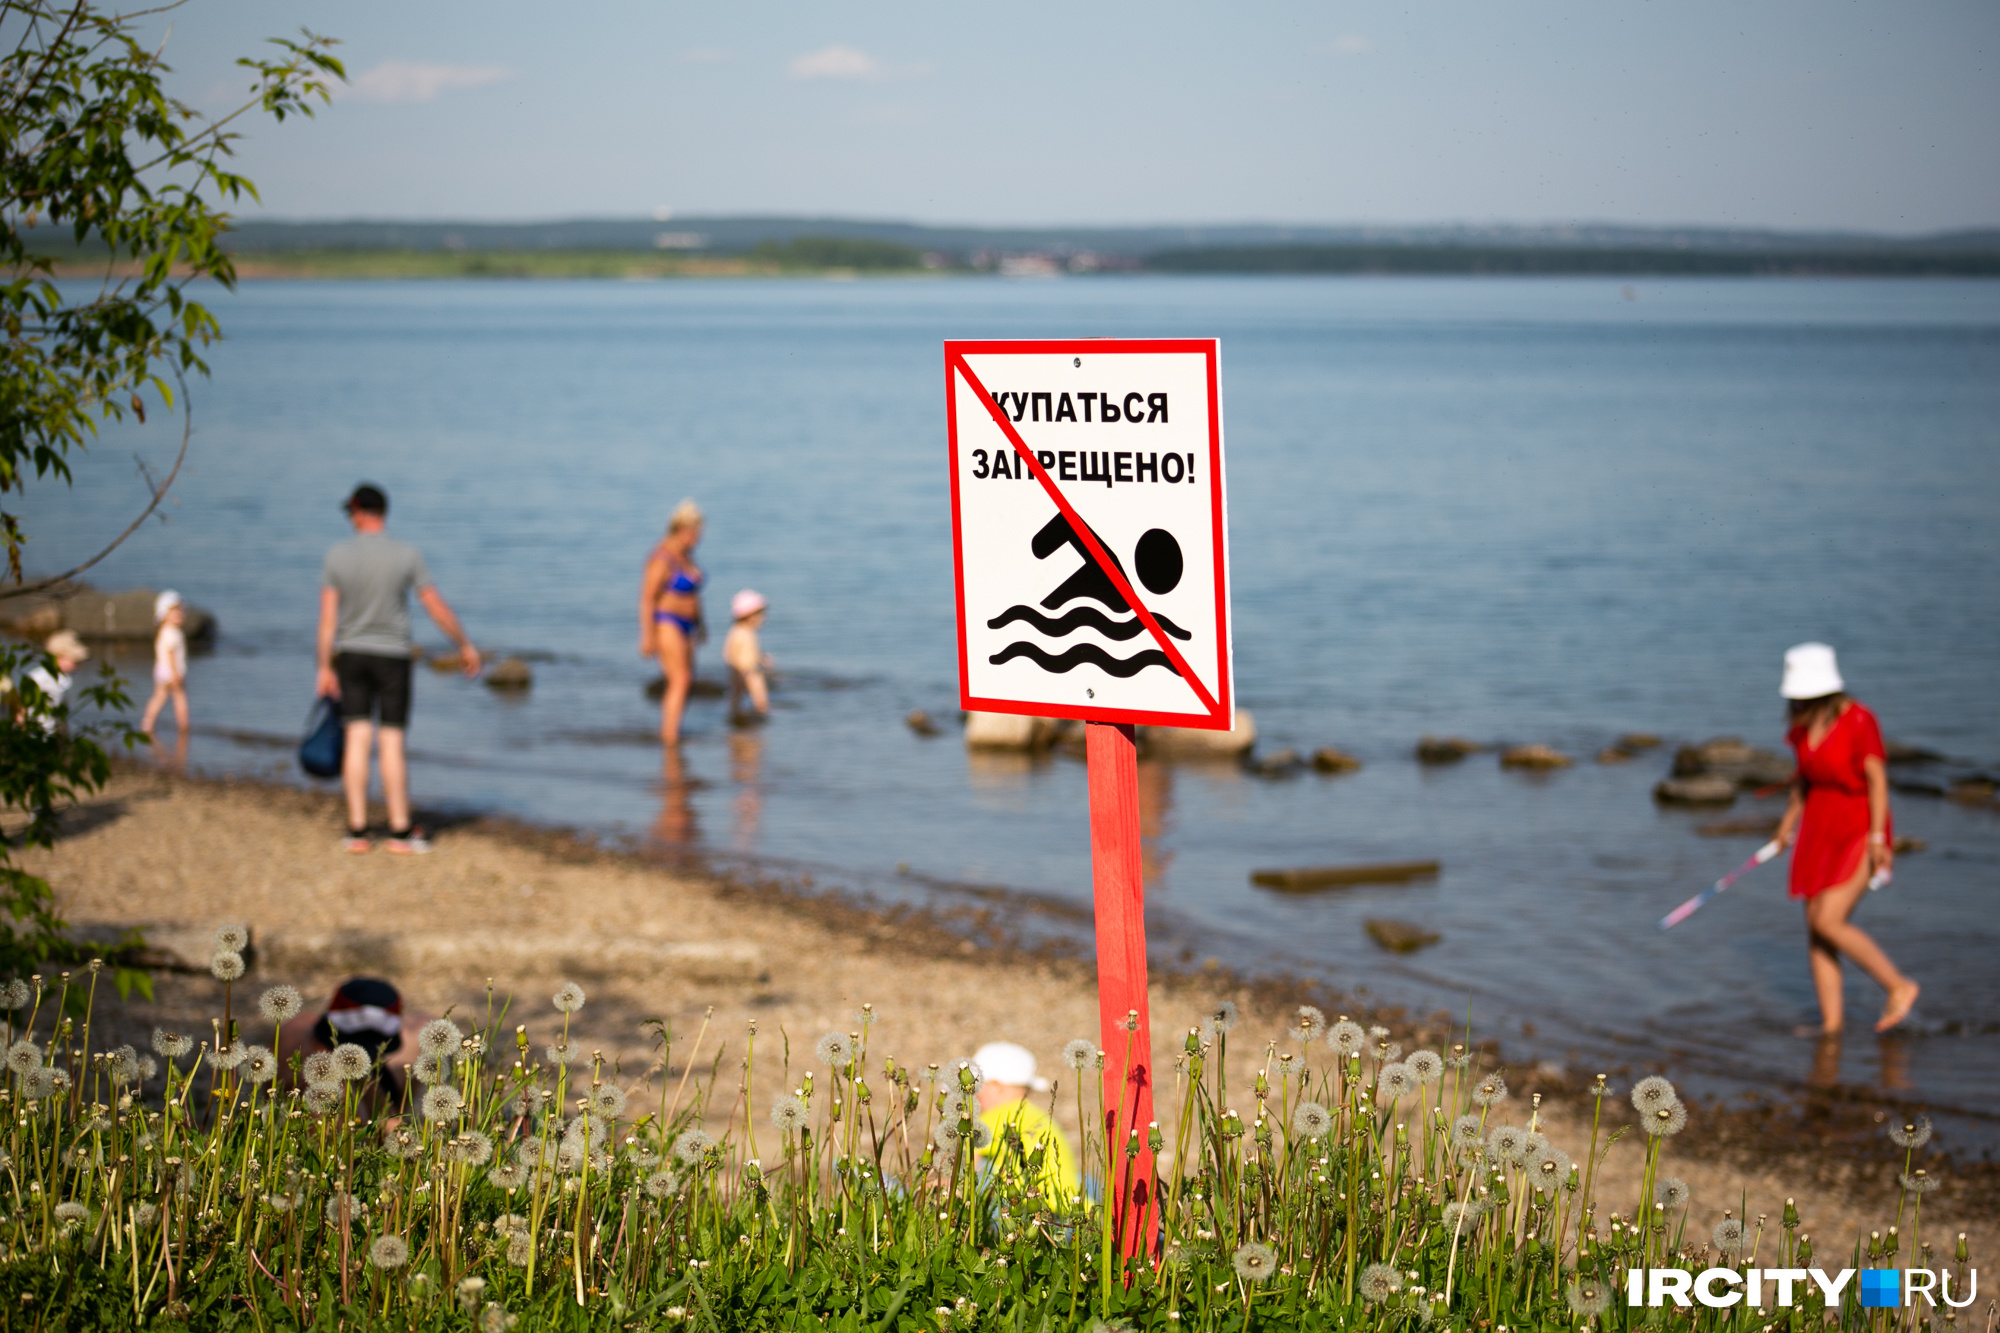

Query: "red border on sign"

xmin=944 ymin=338 xmax=1233 ymax=731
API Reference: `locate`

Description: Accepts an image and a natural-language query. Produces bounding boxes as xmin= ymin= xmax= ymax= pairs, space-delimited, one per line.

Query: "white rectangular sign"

xmin=945 ymin=339 xmax=1233 ymax=729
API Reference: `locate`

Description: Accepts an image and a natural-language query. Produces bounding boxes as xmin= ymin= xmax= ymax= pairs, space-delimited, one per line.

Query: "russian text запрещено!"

xmin=988 ymin=390 xmax=1168 ymax=425
xmin=968 ymin=447 xmax=1197 ymax=487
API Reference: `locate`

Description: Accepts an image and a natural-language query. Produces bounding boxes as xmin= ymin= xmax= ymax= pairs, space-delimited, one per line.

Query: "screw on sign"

xmin=943 ymin=339 xmax=1233 ymax=1260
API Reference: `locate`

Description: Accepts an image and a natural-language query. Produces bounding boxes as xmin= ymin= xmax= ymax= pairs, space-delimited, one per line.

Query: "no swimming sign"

xmin=945 ymin=339 xmax=1234 ymax=730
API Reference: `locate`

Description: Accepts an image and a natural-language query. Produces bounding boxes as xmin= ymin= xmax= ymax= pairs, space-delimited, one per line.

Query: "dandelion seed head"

xmin=506 ymin=1233 xmax=532 ymax=1266
xmin=4 ymin=1038 xmax=40 ymax=1075
xmin=1406 ymin=1049 xmax=1444 ymax=1084
xmin=1288 ymin=1005 xmax=1328 ymax=1043
xmin=1471 ymin=1073 xmax=1508 ymax=1107
xmin=1889 ymin=1116 xmax=1934 ymax=1150
xmin=672 ymin=1128 xmax=715 ymax=1166
xmin=590 ymin=1084 xmax=627 ymax=1119
xmin=1291 ymin=1101 xmax=1332 ymax=1140
xmin=151 ymin=1028 xmax=191 ymax=1059
xmin=258 ymin=985 xmax=303 ymax=1024
xmin=324 ymin=1192 xmax=366 ymax=1228
xmin=551 ymin=982 xmax=586 ymax=1014
xmin=1566 ymin=1281 xmax=1612 ymax=1316
xmin=411 ymin=1053 xmax=446 ymax=1085
xmin=1450 ymin=1114 xmax=1484 ymax=1150
xmin=543 ymin=1042 xmax=576 ymax=1067
xmin=1061 ymin=1038 xmax=1096 ymax=1071
xmin=1643 ymin=1099 xmax=1688 ymax=1137
xmin=1657 ymin=1177 xmax=1691 ymax=1209
xmin=0 ymin=979 xmax=28 ymax=1010
xmin=108 ymin=1045 xmax=143 ymax=1085
xmin=54 ymin=1201 xmax=89 ymax=1223
xmin=456 ymin=1277 xmax=487 ymax=1313
xmin=1207 ymin=1001 xmax=1239 ymax=1034
xmin=970 ymin=1120 xmax=993 ymax=1149
xmin=1487 ymin=1125 xmax=1531 ymax=1165
xmin=369 ymin=1235 xmax=409 ymax=1269
xmin=418 ymin=1018 xmax=464 ymax=1057
xmin=21 ymin=1066 xmax=57 ymax=1100
xmin=1900 ymin=1171 xmax=1941 ymax=1195
xmin=480 ymin=1301 xmax=515 ymax=1333
xmin=946 ymin=1057 xmax=984 ymax=1087
xmin=1377 ymin=1063 xmax=1418 ymax=1101
xmin=1329 ymin=1020 xmax=1365 ymax=1055
xmin=1713 ymin=1218 xmax=1746 ymax=1254
xmin=240 ymin=1045 xmax=278 ymax=1084
xmin=331 ymin=1043 xmax=372 ymax=1082
xmin=209 ymin=950 xmax=246 ymax=983
xmin=213 ymin=923 xmax=249 ymax=952
xmin=132 ymin=1202 xmax=159 ymax=1230
xmin=422 ymin=1084 xmax=465 ymax=1123
xmin=1529 ymin=1145 xmax=1573 ymax=1195
xmin=213 ymin=1041 xmax=248 ymax=1071
xmin=933 ymin=1119 xmax=967 ymax=1151
xmin=814 ymin=1031 xmax=854 ymax=1067
xmin=451 ymin=1130 xmax=495 ymax=1167
xmin=304 ymin=1082 xmax=341 ymax=1115
xmin=643 ymin=1168 xmax=680 ymax=1199
xmin=1231 ymin=1242 xmax=1277 ymax=1282
xmin=1630 ymin=1074 xmax=1678 ymax=1115
xmin=1359 ymin=1262 xmax=1403 ymax=1303
xmin=770 ymin=1094 xmax=809 ymax=1133
xmin=489 ymin=1158 xmax=532 ymax=1190
xmin=1441 ymin=1199 xmax=1485 ymax=1232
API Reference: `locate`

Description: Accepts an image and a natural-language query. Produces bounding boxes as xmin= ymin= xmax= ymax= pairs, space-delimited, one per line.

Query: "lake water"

xmin=34 ymin=276 xmax=2000 ymax=1141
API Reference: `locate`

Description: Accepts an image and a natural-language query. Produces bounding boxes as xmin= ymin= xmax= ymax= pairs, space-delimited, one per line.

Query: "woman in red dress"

xmin=1773 ymin=643 xmax=1920 ymax=1034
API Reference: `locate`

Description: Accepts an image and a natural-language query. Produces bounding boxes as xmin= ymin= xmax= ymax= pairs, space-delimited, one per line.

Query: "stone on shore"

xmin=1653 ymin=775 xmax=1739 ymax=807
xmin=1365 ymin=918 xmax=1441 ymax=953
xmin=1140 ymin=709 xmax=1257 ymax=759
xmin=1499 ymin=744 xmax=1572 ymax=770
xmin=485 ymin=656 xmax=533 ymax=690
xmin=1311 ymin=746 xmax=1362 ymax=773
xmin=1416 ymin=736 xmax=1482 ymax=763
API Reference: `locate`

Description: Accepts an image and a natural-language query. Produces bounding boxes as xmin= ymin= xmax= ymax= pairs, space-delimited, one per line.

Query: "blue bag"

xmin=299 ymin=696 xmax=345 ymax=777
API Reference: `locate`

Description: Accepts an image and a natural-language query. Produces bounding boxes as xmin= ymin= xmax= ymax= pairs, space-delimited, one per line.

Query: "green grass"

xmin=0 ymin=956 xmax=1967 ymax=1330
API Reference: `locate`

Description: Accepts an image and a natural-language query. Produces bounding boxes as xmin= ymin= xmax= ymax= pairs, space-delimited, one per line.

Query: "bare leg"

xmin=140 ymin=684 xmax=167 ymax=737
xmin=342 ymin=719 xmax=375 ymax=832
xmin=1806 ymin=868 xmax=1919 ymax=1033
xmin=655 ymin=629 xmax=693 ymax=744
xmin=378 ymin=727 xmax=411 ymax=832
xmin=170 ymin=684 xmax=189 ymax=735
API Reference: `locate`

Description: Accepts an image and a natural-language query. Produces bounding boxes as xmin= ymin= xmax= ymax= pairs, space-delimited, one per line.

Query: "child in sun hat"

xmin=723 ymin=589 xmax=772 ymax=723
xmin=1773 ymin=642 xmax=1919 ymax=1035
xmin=970 ymin=1041 xmax=1079 ymax=1203
xmin=140 ymin=590 xmax=190 ymax=738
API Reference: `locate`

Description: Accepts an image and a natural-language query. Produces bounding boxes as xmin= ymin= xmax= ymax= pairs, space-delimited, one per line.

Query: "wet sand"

xmin=22 ymin=766 xmax=1995 ymax=1258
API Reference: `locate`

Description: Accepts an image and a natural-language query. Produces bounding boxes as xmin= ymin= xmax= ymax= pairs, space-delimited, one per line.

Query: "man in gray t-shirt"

xmin=316 ymin=484 xmax=481 ymax=855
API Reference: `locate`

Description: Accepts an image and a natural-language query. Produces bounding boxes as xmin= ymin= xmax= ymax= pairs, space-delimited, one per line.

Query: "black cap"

xmin=344 ymin=484 xmax=388 ymax=516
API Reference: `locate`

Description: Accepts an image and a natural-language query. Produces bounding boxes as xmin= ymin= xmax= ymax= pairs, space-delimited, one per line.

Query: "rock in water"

xmin=1672 ymin=736 xmax=1793 ymax=788
xmin=426 ymin=652 xmax=464 ymax=673
xmin=1616 ymin=732 xmax=1663 ymax=751
xmin=1653 ymin=776 xmax=1738 ymax=807
xmin=905 ymin=709 xmax=941 ymax=737
xmin=1499 ymin=744 xmax=1572 ymax=770
xmin=1311 ymin=746 xmax=1362 ymax=773
xmin=1365 ymin=919 xmax=1441 ymax=954
xmin=1885 ymin=740 xmax=1946 ymax=764
xmin=1597 ymin=747 xmax=1635 ymax=764
xmin=485 ymin=657 xmax=533 ymax=690
xmin=964 ymin=711 xmax=1055 ymax=751
xmin=1697 ymin=816 xmax=1782 ymax=838
xmin=1416 ymin=736 xmax=1482 ymax=763
xmin=1245 ymin=748 xmax=1302 ymax=778
xmin=1141 ymin=709 xmax=1257 ymax=759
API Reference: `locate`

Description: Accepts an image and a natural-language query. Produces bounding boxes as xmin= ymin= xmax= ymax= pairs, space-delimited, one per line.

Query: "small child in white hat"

xmin=723 ymin=589 xmax=772 ymax=723
xmin=139 ymin=590 xmax=189 ymax=738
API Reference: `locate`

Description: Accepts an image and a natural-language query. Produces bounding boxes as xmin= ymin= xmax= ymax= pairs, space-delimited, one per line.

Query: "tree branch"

xmin=0 ymin=369 xmax=188 ymax=599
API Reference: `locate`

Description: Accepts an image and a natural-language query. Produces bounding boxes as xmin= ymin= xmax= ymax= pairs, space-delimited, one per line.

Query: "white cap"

xmin=731 ymin=589 xmax=767 ymax=620
xmin=1781 ymin=642 xmax=1845 ymax=700
xmin=971 ymin=1041 xmax=1049 ymax=1092
xmin=154 ymin=590 xmax=182 ymax=621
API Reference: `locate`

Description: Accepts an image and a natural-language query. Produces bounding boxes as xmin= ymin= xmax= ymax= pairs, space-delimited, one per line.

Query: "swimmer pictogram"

xmin=945 ymin=338 xmax=1233 ymax=729
xmin=985 ymin=513 xmax=1191 ymax=677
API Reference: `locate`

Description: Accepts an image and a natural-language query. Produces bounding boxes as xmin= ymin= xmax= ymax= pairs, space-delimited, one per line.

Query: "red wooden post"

xmin=1085 ymin=720 xmax=1157 ymax=1260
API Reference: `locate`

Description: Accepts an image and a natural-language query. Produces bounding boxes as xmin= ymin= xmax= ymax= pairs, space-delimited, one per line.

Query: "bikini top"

xmin=657 ymin=547 xmax=703 ymax=595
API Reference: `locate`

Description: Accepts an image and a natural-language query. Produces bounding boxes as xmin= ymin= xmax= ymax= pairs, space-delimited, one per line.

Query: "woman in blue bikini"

xmin=639 ymin=499 xmax=706 ymax=744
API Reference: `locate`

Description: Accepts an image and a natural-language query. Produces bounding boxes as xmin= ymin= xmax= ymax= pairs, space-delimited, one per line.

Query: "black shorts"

xmin=334 ymin=652 xmax=414 ymax=728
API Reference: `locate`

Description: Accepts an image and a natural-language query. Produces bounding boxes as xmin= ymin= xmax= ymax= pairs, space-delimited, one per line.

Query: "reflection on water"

xmin=1808 ymin=1032 xmax=1913 ymax=1095
xmin=729 ymin=729 xmax=765 ymax=852
xmin=652 ymin=747 xmax=698 ymax=852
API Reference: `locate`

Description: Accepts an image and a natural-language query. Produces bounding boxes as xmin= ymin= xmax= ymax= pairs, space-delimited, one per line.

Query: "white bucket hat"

xmin=971 ymin=1041 xmax=1050 ymax=1092
xmin=154 ymin=589 xmax=182 ymax=621
xmin=1781 ymin=642 xmax=1845 ymax=700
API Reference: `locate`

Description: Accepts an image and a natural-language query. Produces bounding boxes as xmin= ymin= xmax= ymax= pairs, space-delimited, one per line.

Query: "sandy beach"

xmin=18 ymin=764 xmax=1992 ymax=1262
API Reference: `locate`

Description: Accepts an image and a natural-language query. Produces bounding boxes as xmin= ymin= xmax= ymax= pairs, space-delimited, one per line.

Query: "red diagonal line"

xmin=951 ymin=353 xmax=1220 ymax=717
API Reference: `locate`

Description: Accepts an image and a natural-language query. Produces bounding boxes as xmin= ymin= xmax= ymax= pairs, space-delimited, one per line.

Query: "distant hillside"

xmin=1143 ymin=243 xmax=2000 ymax=277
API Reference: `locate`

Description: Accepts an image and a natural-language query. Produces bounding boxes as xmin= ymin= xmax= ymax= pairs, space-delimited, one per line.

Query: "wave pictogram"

xmin=986 ymin=604 xmax=1193 ymax=642
xmin=988 ymin=642 xmax=1180 ymax=677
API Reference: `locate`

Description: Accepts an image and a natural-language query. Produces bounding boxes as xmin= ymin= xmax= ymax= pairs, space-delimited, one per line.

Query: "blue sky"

xmin=154 ymin=1 xmax=1999 ymax=232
